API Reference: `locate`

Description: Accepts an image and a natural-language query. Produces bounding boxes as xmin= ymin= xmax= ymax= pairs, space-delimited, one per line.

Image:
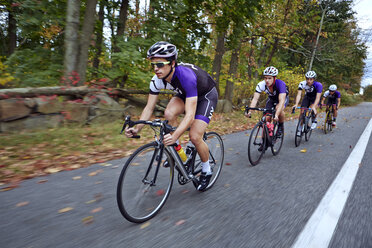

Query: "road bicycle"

xmin=245 ymin=106 xmax=284 ymax=166
xmin=116 ymin=116 xmax=224 ymax=223
xmin=293 ymin=107 xmax=314 ymax=147
xmin=322 ymin=104 xmax=336 ymax=134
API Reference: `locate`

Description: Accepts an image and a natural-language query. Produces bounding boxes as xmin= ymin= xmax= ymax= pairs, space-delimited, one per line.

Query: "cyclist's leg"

xmin=191 ymin=88 xmax=218 ymax=191
xmin=275 ymin=95 xmax=288 ymax=136
xmin=308 ymin=98 xmax=318 ymax=129
xmin=164 ymin=95 xmax=185 ymax=131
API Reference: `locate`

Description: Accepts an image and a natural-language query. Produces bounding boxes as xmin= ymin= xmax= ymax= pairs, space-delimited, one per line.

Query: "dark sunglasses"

xmin=330 ymin=90 xmax=335 ymax=92
xmin=150 ymin=61 xmax=171 ymax=68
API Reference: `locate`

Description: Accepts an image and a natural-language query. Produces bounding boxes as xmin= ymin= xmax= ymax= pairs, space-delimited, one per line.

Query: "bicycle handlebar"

xmin=291 ymin=106 xmax=312 ymax=114
xmin=120 ymin=116 xmax=177 ymax=139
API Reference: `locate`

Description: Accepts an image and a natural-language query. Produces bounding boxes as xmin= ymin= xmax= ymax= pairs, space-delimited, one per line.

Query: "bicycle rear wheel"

xmin=193 ymin=132 xmax=224 ymax=191
xmin=295 ymin=117 xmax=303 ymax=147
xmin=117 ymin=142 xmax=174 ymax=223
xmin=248 ymin=123 xmax=266 ymax=166
xmin=271 ymin=123 xmax=284 ymax=155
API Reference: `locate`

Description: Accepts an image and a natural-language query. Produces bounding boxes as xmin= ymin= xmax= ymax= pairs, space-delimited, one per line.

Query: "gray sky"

xmin=353 ymin=0 xmax=372 ymax=87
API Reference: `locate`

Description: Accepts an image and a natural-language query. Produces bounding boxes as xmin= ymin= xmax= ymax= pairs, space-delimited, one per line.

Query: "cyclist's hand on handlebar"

xmin=274 ymin=115 xmax=279 ymax=122
xmin=124 ymin=127 xmax=138 ymax=138
xmin=244 ymin=111 xmax=252 ymax=118
xmin=163 ymin=133 xmax=177 ymax=146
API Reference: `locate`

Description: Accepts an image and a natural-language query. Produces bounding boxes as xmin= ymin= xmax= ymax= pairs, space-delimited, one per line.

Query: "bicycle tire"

xmin=117 ymin=142 xmax=174 ymax=223
xmin=305 ymin=114 xmax=313 ymax=141
xmin=248 ymin=123 xmax=266 ymax=165
xmin=295 ymin=117 xmax=303 ymax=147
xmin=192 ymin=132 xmax=224 ymax=191
xmin=271 ymin=123 xmax=284 ymax=155
xmin=323 ymin=110 xmax=329 ymax=134
xmin=328 ymin=111 xmax=333 ymax=132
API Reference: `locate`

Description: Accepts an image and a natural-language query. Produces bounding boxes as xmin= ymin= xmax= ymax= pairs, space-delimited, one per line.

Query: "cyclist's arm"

xmin=249 ymin=92 xmax=260 ymax=108
xmin=337 ymin=98 xmax=341 ymax=109
xmin=276 ymin=93 xmax=286 ymax=118
xmin=136 ymin=94 xmax=159 ymax=132
xmin=171 ymin=96 xmax=197 ymax=141
xmin=321 ymin=96 xmax=325 ymax=105
xmin=294 ymin=90 xmax=302 ymax=106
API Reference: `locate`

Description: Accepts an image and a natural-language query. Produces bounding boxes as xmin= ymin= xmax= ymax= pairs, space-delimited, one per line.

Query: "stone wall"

xmin=0 ymin=93 xmax=125 ymax=133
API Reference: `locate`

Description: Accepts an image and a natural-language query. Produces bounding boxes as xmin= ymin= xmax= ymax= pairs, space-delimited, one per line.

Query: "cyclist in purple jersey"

xmin=293 ymin=70 xmax=323 ymax=129
xmin=320 ymin=84 xmax=341 ymax=126
xmin=125 ymin=41 xmax=218 ymax=191
xmin=246 ymin=66 xmax=288 ymax=137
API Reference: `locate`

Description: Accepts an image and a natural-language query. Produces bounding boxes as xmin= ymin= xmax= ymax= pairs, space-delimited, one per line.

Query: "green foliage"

xmin=338 ymin=89 xmax=363 ymax=106
xmin=5 ymin=48 xmax=63 ymax=87
xmin=0 ymin=57 xmax=14 ymax=87
xmin=363 ymin=85 xmax=372 ymax=101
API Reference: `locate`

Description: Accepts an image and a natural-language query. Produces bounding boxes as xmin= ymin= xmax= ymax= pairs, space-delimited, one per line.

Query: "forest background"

xmin=0 ymin=0 xmax=371 ymax=185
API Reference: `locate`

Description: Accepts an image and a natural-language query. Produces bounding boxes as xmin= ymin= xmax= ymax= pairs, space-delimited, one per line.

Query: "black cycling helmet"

xmin=147 ymin=41 xmax=178 ymax=61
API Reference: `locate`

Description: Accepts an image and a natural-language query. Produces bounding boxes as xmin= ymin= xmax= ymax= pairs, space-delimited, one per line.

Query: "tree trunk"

xmin=77 ymin=0 xmax=98 ymax=85
xmin=309 ymin=7 xmax=326 ymax=71
xmin=93 ymin=0 xmax=106 ymax=77
xmin=113 ymin=0 xmax=129 ymax=53
xmin=7 ymin=1 xmax=17 ymax=56
xmin=265 ymin=37 xmax=279 ymax=66
xmin=211 ymin=32 xmax=226 ymax=95
xmin=64 ymin=0 xmax=81 ymax=85
xmin=247 ymin=37 xmax=255 ymax=81
xmin=255 ymin=41 xmax=268 ymax=78
xmin=224 ymin=42 xmax=241 ymax=102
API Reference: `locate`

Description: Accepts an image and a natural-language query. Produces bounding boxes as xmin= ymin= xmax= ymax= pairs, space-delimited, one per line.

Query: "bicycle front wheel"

xmin=305 ymin=116 xmax=313 ymax=141
xmin=271 ymin=124 xmax=284 ymax=155
xmin=323 ymin=111 xmax=329 ymax=134
xmin=248 ymin=123 xmax=266 ymax=166
xmin=295 ymin=117 xmax=303 ymax=147
xmin=193 ymin=132 xmax=224 ymax=191
xmin=117 ymin=142 xmax=174 ymax=223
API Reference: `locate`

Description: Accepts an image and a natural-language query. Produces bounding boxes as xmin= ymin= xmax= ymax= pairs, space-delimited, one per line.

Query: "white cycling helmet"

xmin=147 ymin=41 xmax=178 ymax=60
xmin=305 ymin=70 xmax=317 ymax=78
xmin=329 ymin=84 xmax=337 ymax=91
xmin=263 ymin=66 xmax=278 ymax=76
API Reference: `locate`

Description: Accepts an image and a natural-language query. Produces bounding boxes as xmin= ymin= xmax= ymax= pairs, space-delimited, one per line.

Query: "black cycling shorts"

xmin=301 ymin=96 xmax=316 ymax=108
xmin=175 ymin=87 xmax=218 ymax=124
xmin=326 ymin=97 xmax=337 ymax=106
xmin=264 ymin=95 xmax=289 ymax=114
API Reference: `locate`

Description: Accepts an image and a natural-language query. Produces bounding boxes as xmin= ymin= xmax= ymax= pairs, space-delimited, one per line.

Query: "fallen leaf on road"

xmin=90 ymin=207 xmax=103 ymax=213
xmin=224 ymin=184 xmax=230 ymax=188
xmin=182 ymin=189 xmax=189 ymax=194
xmin=225 ymin=162 xmax=232 ymax=166
xmin=73 ymin=176 xmax=82 ymax=180
xmin=175 ymin=220 xmax=186 ymax=226
xmin=89 ymin=169 xmax=103 ymax=176
xmin=37 ymin=179 xmax=48 ymax=184
xmin=58 ymin=207 xmax=73 ymax=213
xmin=85 ymin=200 xmax=96 ymax=204
xmin=45 ymin=168 xmax=61 ymax=174
xmin=140 ymin=222 xmax=150 ymax=229
xmin=156 ymin=189 xmax=165 ymax=196
xmin=317 ymin=149 xmax=322 ymax=152
xmin=300 ymin=149 xmax=307 ymax=153
xmin=82 ymin=216 xmax=94 ymax=225
xmin=95 ymin=181 xmax=103 ymax=184
xmin=99 ymin=163 xmax=112 ymax=167
xmin=16 ymin=201 xmax=29 ymax=207
xmin=349 ymin=145 xmax=352 ymax=149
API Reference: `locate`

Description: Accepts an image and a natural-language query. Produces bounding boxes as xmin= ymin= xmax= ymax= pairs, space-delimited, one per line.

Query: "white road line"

xmin=292 ymin=118 xmax=372 ymax=248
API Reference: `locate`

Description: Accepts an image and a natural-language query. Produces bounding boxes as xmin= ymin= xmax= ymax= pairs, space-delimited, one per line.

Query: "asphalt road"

xmin=1 ymin=102 xmax=371 ymax=248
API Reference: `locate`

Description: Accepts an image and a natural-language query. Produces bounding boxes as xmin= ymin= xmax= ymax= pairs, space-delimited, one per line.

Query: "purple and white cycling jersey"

xmin=149 ymin=62 xmax=217 ymax=124
xmin=149 ymin=62 xmax=216 ymax=97
xmin=323 ymin=90 xmax=341 ymax=99
xmin=298 ymin=80 xmax=323 ymax=99
xmin=255 ymin=79 xmax=288 ymax=103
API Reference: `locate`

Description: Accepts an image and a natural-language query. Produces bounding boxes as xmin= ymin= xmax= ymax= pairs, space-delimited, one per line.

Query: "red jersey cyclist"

xmin=124 ymin=41 xmax=218 ymax=191
xmin=246 ymin=66 xmax=289 ymax=138
xmin=293 ymin=71 xmax=323 ymax=129
xmin=320 ymin=84 xmax=341 ymax=127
